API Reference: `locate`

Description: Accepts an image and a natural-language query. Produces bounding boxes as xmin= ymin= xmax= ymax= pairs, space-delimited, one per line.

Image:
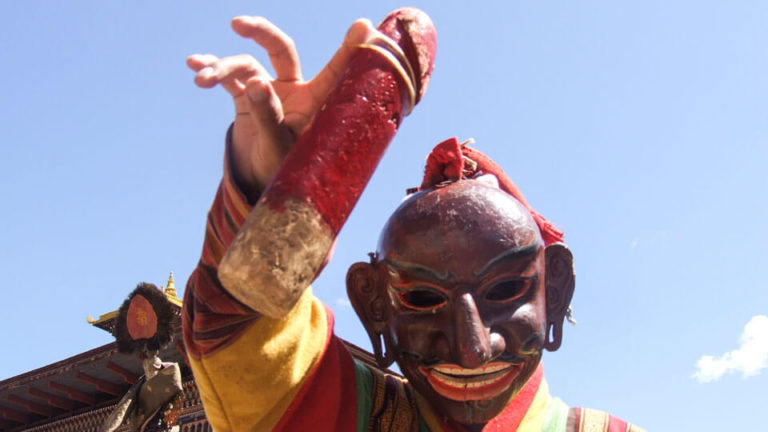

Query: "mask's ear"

xmin=543 ymin=243 xmax=575 ymax=352
xmin=346 ymin=261 xmax=395 ymax=367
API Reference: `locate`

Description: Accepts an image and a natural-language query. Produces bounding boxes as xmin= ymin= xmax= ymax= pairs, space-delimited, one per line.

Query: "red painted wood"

xmin=29 ymin=387 xmax=75 ymax=411
xmin=76 ymin=371 xmax=124 ymax=396
xmin=263 ymin=8 xmax=437 ymax=235
xmin=7 ymin=394 xmax=54 ymax=417
xmin=0 ymin=406 xmax=28 ymax=424
xmin=106 ymin=361 xmax=140 ymax=384
xmin=49 ymin=381 xmax=96 ymax=405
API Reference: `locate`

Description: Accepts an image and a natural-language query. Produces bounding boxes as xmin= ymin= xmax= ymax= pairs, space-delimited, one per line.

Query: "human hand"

xmin=187 ymin=16 xmax=380 ymax=198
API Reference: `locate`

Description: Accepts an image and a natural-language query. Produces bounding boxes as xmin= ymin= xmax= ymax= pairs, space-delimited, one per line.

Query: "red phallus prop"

xmin=218 ymin=8 xmax=437 ymax=318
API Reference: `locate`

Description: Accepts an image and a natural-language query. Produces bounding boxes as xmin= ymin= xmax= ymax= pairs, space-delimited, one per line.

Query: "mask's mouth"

xmin=418 ymin=362 xmax=523 ymax=401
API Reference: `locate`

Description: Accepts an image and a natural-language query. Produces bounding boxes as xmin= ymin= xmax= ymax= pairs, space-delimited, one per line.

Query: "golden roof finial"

xmin=165 ymin=271 xmax=177 ymax=298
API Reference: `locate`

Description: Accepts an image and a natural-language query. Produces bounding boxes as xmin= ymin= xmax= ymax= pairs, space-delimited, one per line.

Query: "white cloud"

xmin=335 ymin=297 xmax=351 ymax=307
xmin=693 ymin=315 xmax=768 ymax=383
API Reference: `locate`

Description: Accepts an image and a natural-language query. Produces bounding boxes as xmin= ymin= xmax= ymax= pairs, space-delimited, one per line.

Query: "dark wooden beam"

xmin=7 ymin=394 xmax=54 ymax=417
xmin=76 ymin=371 xmax=124 ymax=396
xmin=106 ymin=362 xmax=139 ymax=384
xmin=49 ymin=381 xmax=95 ymax=405
xmin=0 ymin=406 xmax=28 ymax=424
xmin=29 ymin=388 xmax=75 ymax=411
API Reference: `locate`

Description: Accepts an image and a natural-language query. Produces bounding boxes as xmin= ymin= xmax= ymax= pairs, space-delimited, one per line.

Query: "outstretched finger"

xmin=231 ymin=16 xmax=302 ymax=82
xmin=308 ymin=19 xmax=377 ymax=103
xmin=186 ymin=54 xmax=220 ymax=71
xmin=192 ymin=54 xmax=271 ymax=96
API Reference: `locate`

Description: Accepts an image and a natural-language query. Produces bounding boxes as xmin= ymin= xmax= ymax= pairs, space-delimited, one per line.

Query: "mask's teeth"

xmin=429 ymin=369 xmax=508 ymax=388
xmin=432 ymin=363 xmax=510 ymax=376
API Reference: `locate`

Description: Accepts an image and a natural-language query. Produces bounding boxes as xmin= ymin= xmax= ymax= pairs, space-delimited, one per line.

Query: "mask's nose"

xmin=452 ymin=293 xmax=491 ymax=369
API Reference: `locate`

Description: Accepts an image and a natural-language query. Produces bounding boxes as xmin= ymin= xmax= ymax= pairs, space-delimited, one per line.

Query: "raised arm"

xmin=187 ymin=16 xmax=380 ymax=200
xmin=181 ymin=18 xmax=382 ymax=431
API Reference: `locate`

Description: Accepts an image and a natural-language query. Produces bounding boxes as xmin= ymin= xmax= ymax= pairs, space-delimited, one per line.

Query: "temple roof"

xmin=0 ymin=272 xmax=384 ymax=431
xmin=0 ymin=338 xmax=188 ymax=431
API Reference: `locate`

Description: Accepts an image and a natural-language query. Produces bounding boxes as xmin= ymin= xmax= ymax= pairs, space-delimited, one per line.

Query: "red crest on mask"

xmin=420 ymin=137 xmax=564 ymax=245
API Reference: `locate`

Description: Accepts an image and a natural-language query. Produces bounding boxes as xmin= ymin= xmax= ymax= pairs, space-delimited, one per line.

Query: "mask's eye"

xmin=484 ymin=278 xmax=533 ymax=302
xmin=397 ymin=288 xmax=447 ymax=310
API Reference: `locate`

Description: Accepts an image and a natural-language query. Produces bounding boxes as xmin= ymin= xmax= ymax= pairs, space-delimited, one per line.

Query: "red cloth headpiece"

xmin=420 ymin=137 xmax=564 ymax=245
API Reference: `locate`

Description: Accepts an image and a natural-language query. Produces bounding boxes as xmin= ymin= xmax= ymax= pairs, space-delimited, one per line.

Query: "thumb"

xmin=308 ymin=18 xmax=379 ymax=101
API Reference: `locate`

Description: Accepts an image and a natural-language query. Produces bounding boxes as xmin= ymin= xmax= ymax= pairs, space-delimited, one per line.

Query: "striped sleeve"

xmin=181 ymin=127 xmax=334 ymax=431
xmin=182 ymin=126 xmax=260 ymax=359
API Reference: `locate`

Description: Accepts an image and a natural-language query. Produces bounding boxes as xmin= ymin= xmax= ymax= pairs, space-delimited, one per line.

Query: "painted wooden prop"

xmin=218 ymin=7 xmax=437 ymax=318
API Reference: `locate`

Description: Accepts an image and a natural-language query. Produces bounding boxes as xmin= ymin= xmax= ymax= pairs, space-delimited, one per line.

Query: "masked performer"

xmin=183 ymin=11 xmax=643 ymax=432
xmin=101 ymin=284 xmax=183 ymax=432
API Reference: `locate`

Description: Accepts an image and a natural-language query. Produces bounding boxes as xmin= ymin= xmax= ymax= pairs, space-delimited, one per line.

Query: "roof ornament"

xmin=164 ymin=272 xmax=177 ymax=298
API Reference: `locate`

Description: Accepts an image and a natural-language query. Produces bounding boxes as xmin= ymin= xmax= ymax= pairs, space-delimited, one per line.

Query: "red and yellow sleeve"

xmin=182 ymin=129 xmax=336 ymax=431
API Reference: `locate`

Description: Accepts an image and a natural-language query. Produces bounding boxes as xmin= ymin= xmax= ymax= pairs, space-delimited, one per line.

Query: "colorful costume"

xmin=182 ymin=135 xmax=643 ymax=432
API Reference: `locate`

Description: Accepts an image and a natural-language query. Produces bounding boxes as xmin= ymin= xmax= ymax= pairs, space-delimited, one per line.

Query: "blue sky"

xmin=1 ymin=1 xmax=766 ymax=430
